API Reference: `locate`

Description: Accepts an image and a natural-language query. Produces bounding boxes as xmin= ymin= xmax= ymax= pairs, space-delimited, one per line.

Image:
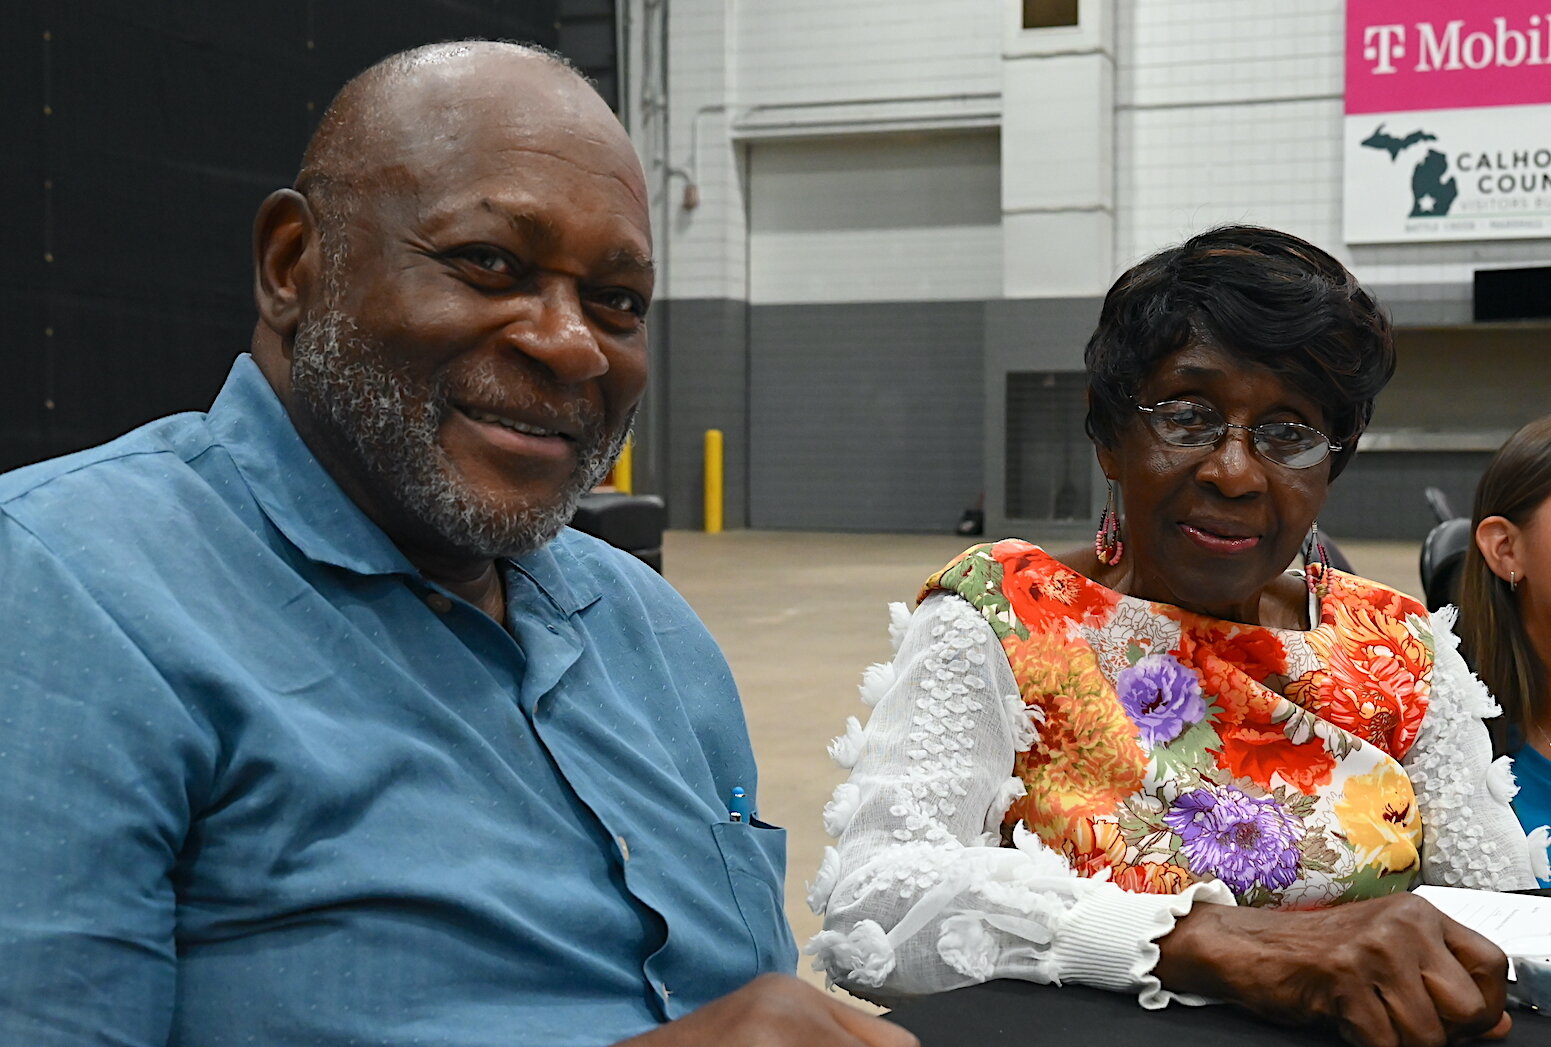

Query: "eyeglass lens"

xmin=1142 ymin=401 xmax=1332 ymax=469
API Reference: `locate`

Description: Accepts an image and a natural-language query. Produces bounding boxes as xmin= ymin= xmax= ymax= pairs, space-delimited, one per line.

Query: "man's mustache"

xmin=442 ymin=360 xmax=604 ymax=441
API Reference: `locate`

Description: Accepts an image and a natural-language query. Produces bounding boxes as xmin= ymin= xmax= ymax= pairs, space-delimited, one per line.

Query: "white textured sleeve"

xmin=805 ymin=592 xmax=1236 ymax=1009
xmin=1407 ymin=607 xmax=1540 ymax=890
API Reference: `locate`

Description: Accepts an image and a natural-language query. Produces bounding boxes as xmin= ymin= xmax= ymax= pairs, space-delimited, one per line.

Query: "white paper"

xmin=1415 ymin=885 xmax=1551 ymax=959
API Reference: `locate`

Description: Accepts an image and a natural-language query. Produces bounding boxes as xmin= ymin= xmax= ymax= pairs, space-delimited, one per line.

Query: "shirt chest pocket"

xmin=710 ymin=819 xmax=798 ymax=973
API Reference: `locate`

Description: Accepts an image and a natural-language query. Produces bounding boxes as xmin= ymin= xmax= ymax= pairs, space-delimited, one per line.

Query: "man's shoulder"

xmin=1 ymin=411 xmax=214 ymax=497
xmin=0 ymin=410 xmax=221 ymax=546
xmin=550 ymin=526 xmax=663 ymax=579
xmin=547 ymin=527 xmax=682 ymax=605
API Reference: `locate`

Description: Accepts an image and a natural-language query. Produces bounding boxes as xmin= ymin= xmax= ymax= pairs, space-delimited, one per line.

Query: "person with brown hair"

xmin=1461 ymin=415 xmax=1551 ymax=884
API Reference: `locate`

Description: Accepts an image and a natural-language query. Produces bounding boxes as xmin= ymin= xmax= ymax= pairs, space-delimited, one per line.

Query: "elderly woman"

xmin=809 ymin=226 xmax=1539 ymax=1047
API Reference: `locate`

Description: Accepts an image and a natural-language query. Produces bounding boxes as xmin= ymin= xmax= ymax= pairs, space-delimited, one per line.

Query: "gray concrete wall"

xmin=1377 ymin=284 xmax=1474 ymax=327
xmin=983 ymin=296 xmax=1104 ymax=540
xmin=1322 ymin=310 xmax=1551 ymax=541
xmin=656 ymin=287 xmax=1546 ymax=543
xmin=656 ymin=298 xmax=750 ymax=531
xmin=747 ymin=301 xmax=985 ymax=532
xmin=978 ymin=289 xmax=1543 ymax=545
xmin=1322 ymin=452 xmax=1489 ymax=543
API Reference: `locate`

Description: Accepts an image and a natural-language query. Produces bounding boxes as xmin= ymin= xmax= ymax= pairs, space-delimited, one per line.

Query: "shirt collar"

xmin=507 ymin=538 xmax=602 ymax=617
xmin=209 ymin=354 xmax=417 ymax=577
xmin=209 ymin=355 xmax=601 ymax=615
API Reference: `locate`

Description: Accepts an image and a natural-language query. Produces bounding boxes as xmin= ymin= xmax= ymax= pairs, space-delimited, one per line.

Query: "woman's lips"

xmin=1179 ymin=522 xmax=1260 ymax=555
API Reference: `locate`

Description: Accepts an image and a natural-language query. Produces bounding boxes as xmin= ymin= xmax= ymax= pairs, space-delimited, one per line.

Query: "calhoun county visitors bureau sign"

xmin=1345 ymin=0 xmax=1551 ymax=243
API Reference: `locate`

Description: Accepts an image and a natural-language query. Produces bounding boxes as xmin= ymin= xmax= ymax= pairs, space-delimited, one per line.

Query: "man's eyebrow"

xmin=491 ymin=205 xmax=561 ymax=244
xmin=602 ymin=248 xmax=656 ymax=278
xmin=481 ymin=202 xmax=653 ymax=276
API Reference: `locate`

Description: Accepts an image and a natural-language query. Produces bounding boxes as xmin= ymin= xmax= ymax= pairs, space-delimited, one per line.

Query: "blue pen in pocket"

xmin=728 ymin=786 xmax=753 ymax=823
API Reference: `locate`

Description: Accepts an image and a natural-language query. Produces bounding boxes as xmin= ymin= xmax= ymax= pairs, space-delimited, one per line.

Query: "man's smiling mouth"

xmin=458 ymin=406 xmax=570 ymax=440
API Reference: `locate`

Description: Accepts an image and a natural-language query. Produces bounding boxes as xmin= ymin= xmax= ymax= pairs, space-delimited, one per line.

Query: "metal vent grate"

xmin=1006 ymin=372 xmax=1091 ymax=520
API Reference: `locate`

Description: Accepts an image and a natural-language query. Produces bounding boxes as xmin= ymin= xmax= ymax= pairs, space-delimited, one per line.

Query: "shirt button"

xmin=425 ymin=593 xmax=453 ymax=613
xmin=615 ymin=835 xmax=630 ymax=861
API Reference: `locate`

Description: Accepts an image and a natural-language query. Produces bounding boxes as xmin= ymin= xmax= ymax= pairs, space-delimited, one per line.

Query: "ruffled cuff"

xmin=1046 ymin=879 xmax=1237 ymax=1009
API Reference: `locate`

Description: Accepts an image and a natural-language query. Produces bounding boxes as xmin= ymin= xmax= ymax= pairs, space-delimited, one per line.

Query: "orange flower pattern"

xmin=923 ymin=546 xmax=1429 ymax=906
xmin=1288 ymin=575 xmax=1431 ymax=759
xmin=1215 ymin=721 xmax=1337 ymax=793
xmin=1001 ymin=630 xmax=1148 ymax=842
xmin=992 ymin=539 xmax=1120 ymax=632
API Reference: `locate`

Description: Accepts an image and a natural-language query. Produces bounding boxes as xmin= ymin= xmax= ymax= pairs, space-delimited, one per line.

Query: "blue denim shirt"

xmin=0 ymin=355 xmax=797 ymax=1046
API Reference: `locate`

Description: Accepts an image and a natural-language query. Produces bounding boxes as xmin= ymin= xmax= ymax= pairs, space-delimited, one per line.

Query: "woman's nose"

xmin=1195 ymin=427 xmax=1269 ymax=498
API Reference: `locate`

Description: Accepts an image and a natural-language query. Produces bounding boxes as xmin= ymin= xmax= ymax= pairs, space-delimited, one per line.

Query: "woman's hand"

xmin=1155 ymin=892 xmax=1510 ymax=1047
xmin=614 ymin=974 xmax=919 ymax=1047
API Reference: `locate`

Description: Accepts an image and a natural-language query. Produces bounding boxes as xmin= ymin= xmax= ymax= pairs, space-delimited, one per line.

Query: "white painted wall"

xmin=732 ymin=0 xmax=1001 ymax=108
xmin=748 ymin=132 xmax=1002 ymax=304
xmin=1113 ymin=0 xmax=1345 ymax=271
xmin=1112 ymin=0 xmax=1551 ymax=286
xmin=1115 ymin=97 xmax=1345 ymax=269
xmin=1001 ymin=0 xmax=1116 ymax=298
xmin=656 ymin=0 xmax=1551 ymax=306
xmin=659 ymin=0 xmax=1001 ymax=303
xmin=660 ymin=0 xmax=745 ymax=301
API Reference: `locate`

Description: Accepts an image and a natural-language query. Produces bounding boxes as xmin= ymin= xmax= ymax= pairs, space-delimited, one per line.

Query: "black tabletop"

xmin=884 ymin=980 xmax=1551 ymax=1046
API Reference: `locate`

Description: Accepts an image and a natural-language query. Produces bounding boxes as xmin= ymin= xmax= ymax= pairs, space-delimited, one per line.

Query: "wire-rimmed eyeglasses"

xmin=1135 ymin=400 xmax=1341 ymax=469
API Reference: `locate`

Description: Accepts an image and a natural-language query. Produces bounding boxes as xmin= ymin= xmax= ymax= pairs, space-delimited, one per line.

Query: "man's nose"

xmin=508 ymin=282 xmax=609 ymax=384
xmin=1194 ymin=427 xmax=1269 ymax=498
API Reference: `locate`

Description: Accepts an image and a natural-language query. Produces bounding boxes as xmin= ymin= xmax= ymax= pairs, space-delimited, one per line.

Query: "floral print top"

xmin=922 ymin=539 xmax=1429 ymax=908
xmin=811 ymin=543 xmax=1533 ymax=1006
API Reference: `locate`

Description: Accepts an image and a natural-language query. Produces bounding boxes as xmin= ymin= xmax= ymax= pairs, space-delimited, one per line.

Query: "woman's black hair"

xmin=1083 ymin=225 xmax=1395 ymax=480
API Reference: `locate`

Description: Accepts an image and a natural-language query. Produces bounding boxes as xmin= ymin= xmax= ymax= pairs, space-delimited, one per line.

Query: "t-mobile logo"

xmin=1361 ymin=18 xmax=1551 ymax=74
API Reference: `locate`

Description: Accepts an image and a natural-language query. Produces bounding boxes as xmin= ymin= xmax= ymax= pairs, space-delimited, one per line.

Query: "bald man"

xmin=0 ymin=42 xmax=911 ymax=1047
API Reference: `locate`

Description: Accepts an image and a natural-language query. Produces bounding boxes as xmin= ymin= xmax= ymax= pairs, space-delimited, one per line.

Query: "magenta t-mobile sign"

xmin=1344 ymin=0 xmax=1551 ymax=243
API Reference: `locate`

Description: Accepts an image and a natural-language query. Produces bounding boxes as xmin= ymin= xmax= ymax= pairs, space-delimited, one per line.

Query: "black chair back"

xmin=1420 ymin=516 xmax=1472 ymax=611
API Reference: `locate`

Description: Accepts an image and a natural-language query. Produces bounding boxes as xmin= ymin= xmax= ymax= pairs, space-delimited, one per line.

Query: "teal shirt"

xmin=0 ymin=356 xmax=796 ymax=1046
xmin=1514 ymin=743 xmax=1551 ymax=888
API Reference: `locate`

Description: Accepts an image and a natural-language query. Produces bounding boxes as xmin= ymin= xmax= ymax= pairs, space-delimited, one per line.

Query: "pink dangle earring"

xmin=1095 ymin=480 xmax=1124 ymax=566
xmin=1305 ymin=521 xmax=1332 ymax=600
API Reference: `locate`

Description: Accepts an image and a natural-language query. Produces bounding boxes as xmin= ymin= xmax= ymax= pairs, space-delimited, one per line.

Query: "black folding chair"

xmin=570 ymin=492 xmax=667 ymax=573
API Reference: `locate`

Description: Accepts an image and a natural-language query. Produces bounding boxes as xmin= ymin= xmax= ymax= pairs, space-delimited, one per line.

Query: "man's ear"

xmin=253 ymin=189 xmax=319 ymax=342
xmin=1475 ymin=515 xmax=1521 ymax=584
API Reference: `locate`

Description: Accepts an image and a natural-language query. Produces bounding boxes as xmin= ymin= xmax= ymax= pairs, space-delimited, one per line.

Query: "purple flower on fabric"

xmin=1164 ymin=783 xmax=1304 ymax=894
xmin=1116 ymin=653 xmax=1206 ymax=749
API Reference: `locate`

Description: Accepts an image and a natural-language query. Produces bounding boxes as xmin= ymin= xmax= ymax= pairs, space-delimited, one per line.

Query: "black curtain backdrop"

xmin=0 ymin=1 xmax=573 ymax=472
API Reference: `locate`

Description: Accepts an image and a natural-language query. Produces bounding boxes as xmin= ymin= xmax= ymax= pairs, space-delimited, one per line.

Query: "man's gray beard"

xmin=290 ymin=309 xmax=628 ymax=560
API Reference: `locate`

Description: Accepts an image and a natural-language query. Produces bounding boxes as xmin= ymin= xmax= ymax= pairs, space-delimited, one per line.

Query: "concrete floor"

xmin=661 ymin=529 xmax=1423 ymax=989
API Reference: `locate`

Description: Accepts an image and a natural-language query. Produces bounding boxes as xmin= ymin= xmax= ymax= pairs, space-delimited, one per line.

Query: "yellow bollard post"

xmin=704 ymin=429 xmax=724 ymax=534
xmin=614 ymin=436 xmax=633 ymax=494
